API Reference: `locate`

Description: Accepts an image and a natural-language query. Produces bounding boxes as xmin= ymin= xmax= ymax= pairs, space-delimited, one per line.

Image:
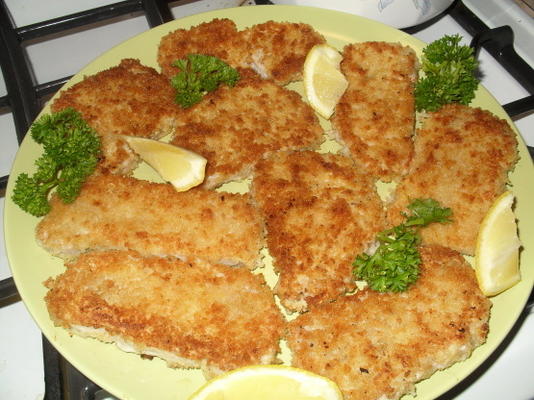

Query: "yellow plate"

xmin=4 ymin=5 xmax=534 ymax=400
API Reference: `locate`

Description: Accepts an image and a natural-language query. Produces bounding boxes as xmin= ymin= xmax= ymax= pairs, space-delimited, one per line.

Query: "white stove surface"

xmin=1 ymin=1 xmax=533 ymax=399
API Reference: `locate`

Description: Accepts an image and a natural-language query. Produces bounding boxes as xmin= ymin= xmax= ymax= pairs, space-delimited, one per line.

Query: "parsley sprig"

xmin=171 ymin=54 xmax=240 ymax=108
xmin=12 ymin=108 xmax=101 ymax=217
xmin=353 ymin=199 xmax=452 ymax=293
xmin=415 ymin=34 xmax=479 ymax=112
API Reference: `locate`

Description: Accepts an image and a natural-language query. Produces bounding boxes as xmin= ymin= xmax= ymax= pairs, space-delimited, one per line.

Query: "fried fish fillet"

xmin=51 ymin=59 xmax=178 ymax=174
xmin=251 ymin=150 xmax=385 ymax=312
xmin=387 ymin=104 xmax=519 ymax=255
xmin=157 ymin=18 xmax=325 ymax=85
xmin=331 ymin=42 xmax=418 ymax=182
xmin=287 ymin=245 xmax=491 ymax=400
xmin=171 ymin=74 xmax=324 ymax=189
xmin=45 ymin=250 xmax=285 ymax=378
xmin=36 ymin=174 xmax=262 ymax=268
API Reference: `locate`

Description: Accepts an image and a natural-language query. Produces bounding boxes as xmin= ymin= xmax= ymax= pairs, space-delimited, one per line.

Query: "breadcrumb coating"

xmin=387 ymin=104 xmax=519 ymax=255
xmin=332 ymin=42 xmax=418 ymax=182
xmin=52 ymin=59 xmax=178 ymax=174
xmin=45 ymin=250 xmax=285 ymax=378
xmin=171 ymin=74 xmax=324 ymax=189
xmin=36 ymin=174 xmax=263 ymax=268
xmin=251 ymin=150 xmax=385 ymax=312
xmin=157 ymin=19 xmax=325 ymax=85
xmin=287 ymin=245 xmax=491 ymax=400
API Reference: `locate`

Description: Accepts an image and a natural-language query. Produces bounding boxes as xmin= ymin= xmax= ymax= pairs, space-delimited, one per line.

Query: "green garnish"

xmin=415 ymin=34 xmax=479 ymax=112
xmin=171 ymin=54 xmax=240 ymax=108
xmin=12 ymin=108 xmax=101 ymax=217
xmin=353 ymin=199 xmax=452 ymax=293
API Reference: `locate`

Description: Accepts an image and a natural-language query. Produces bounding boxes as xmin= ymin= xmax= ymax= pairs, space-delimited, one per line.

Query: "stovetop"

xmin=1 ymin=1 xmax=533 ymax=399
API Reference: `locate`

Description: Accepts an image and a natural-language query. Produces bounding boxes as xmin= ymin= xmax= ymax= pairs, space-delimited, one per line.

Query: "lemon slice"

xmin=475 ymin=191 xmax=521 ymax=296
xmin=188 ymin=365 xmax=343 ymax=400
xmin=303 ymin=44 xmax=348 ymax=119
xmin=124 ymin=136 xmax=206 ymax=191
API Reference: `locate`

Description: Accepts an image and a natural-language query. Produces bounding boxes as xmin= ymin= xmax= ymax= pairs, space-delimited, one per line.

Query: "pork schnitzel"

xmin=45 ymin=250 xmax=285 ymax=378
xmin=52 ymin=59 xmax=178 ymax=175
xmin=387 ymin=104 xmax=519 ymax=255
xmin=171 ymin=73 xmax=324 ymax=189
xmin=239 ymin=20 xmax=326 ymax=84
xmin=287 ymin=245 xmax=491 ymax=400
xmin=251 ymin=150 xmax=385 ymax=312
xmin=158 ymin=19 xmax=243 ymax=78
xmin=36 ymin=174 xmax=263 ymax=268
xmin=157 ymin=18 xmax=325 ymax=85
xmin=331 ymin=42 xmax=418 ymax=182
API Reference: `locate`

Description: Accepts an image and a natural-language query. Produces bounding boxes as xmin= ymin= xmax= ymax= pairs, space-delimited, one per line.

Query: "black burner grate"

xmin=0 ymin=0 xmax=533 ymax=399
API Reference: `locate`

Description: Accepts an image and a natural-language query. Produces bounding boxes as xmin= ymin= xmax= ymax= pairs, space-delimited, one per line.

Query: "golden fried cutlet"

xmin=36 ymin=174 xmax=263 ymax=268
xmin=171 ymin=74 xmax=324 ymax=189
xmin=251 ymin=150 xmax=385 ymax=312
xmin=239 ymin=21 xmax=326 ymax=85
xmin=157 ymin=19 xmax=325 ymax=85
xmin=287 ymin=245 xmax=491 ymax=400
xmin=158 ymin=18 xmax=244 ymax=79
xmin=331 ymin=42 xmax=418 ymax=182
xmin=387 ymin=104 xmax=519 ymax=255
xmin=45 ymin=250 xmax=285 ymax=378
xmin=51 ymin=59 xmax=178 ymax=174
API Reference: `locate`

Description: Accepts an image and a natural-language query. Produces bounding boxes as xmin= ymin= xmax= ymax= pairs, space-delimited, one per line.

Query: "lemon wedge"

xmin=303 ymin=44 xmax=348 ymax=119
xmin=124 ymin=136 xmax=206 ymax=191
xmin=475 ymin=191 xmax=521 ymax=296
xmin=188 ymin=365 xmax=343 ymax=400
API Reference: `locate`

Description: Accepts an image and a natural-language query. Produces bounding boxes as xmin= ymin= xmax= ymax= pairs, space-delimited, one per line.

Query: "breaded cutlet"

xmin=331 ymin=42 xmax=418 ymax=182
xmin=387 ymin=104 xmax=519 ymax=255
xmin=158 ymin=19 xmax=244 ymax=79
xmin=51 ymin=59 xmax=178 ymax=175
xmin=45 ymin=250 xmax=285 ymax=378
xmin=287 ymin=245 xmax=491 ymax=400
xmin=157 ymin=18 xmax=325 ymax=85
xmin=238 ymin=21 xmax=326 ymax=85
xmin=171 ymin=73 xmax=324 ymax=189
xmin=36 ymin=174 xmax=263 ymax=268
xmin=251 ymin=150 xmax=385 ymax=313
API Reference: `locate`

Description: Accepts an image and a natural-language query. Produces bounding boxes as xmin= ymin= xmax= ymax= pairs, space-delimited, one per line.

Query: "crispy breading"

xmin=36 ymin=174 xmax=263 ymax=268
xmin=171 ymin=74 xmax=324 ymax=189
xmin=239 ymin=21 xmax=326 ymax=84
xmin=251 ymin=150 xmax=385 ymax=312
xmin=387 ymin=104 xmax=519 ymax=255
xmin=158 ymin=19 xmax=244 ymax=79
xmin=331 ymin=42 xmax=418 ymax=182
xmin=287 ymin=245 xmax=491 ymax=400
xmin=157 ymin=18 xmax=325 ymax=85
xmin=45 ymin=250 xmax=285 ymax=378
xmin=51 ymin=59 xmax=178 ymax=174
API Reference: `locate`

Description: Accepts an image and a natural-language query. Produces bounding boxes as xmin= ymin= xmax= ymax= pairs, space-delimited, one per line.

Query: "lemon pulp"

xmin=303 ymin=44 xmax=348 ymax=119
xmin=125 ymin=136 xmax=206 ymax=191
xmin=475 ymin=191 xmax=521 ymax=296
xmin=188 ymin=365 xmax=343 ymax=400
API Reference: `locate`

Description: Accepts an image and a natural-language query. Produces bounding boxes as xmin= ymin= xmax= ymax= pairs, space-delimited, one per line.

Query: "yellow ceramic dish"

xmin=4 ymin=5 xmax=534 ymax=400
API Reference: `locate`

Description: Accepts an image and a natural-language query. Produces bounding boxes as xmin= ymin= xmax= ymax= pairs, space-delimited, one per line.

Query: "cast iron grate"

xmin=0 ymin=0 xmax=532 ymax=398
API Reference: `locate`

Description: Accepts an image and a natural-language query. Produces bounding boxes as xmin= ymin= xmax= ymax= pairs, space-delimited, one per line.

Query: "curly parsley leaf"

xmin=12 ymin=108 xmax=101 ymax=217
xmin=353 ymin=199 xmax=452 ymax=292
xmin=415 ymin=34 xmax=479 ymax=112
xmin=171 ymin=54 xmax=240 ymax=108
